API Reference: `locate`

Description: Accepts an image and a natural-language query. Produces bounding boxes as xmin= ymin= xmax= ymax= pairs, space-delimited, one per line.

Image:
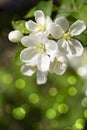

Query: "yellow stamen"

xmin=38 ymin=44 xmax=46 ymax=53
xmin=63 ymin=32 xmax=71 ymax=40
xmin=37 ymin=23 xmax=46 ymax=32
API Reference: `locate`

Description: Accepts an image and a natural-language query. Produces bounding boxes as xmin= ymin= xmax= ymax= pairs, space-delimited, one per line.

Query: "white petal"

xmin=69 ymin=20 xmax=86 ymax=36
xmin=57 ymin=39 xmax=69 ymax=55
xmin=21 ymin=35 xmax=39 ymax=47
xmin=36 ymin=71 xmax=48 ymax=84
xmin=34 ymin=10 xmax=45 ymax=25
xmin=55 ymin=56 xmax=67 ymax=75
xmin=55 ymin=16 xmax=69 ymax=32
xmin=68 ymin=39 xmax=83 ymax=56
xmin=25 ymin=59 xmax=37 ymax=66
xmin=20 ymin=48 xmax=38 ymax=62
xmin=46 ymin=16 xmax=52 ymax=26
xmin=37 ymin=54 xmax=50 ymax=72
xmin=50 ymin=56 xmax=67 ymax=75
xmin=49 ymin=60 xmax=55 ymax=73
xmin=50 ymin=23 xmax=64 ymax=39
xmin=43 ymin=16 xmax=53 ymax=36
xmin=21 ymin=65 xmax=35 ymax=76
xmin=46 ymin=40 xmax=58 ymax=61
xmin=43 ymin=29 xmax=50 ymax=36
xmin=26 ymin=20 xmax=38 ymax=32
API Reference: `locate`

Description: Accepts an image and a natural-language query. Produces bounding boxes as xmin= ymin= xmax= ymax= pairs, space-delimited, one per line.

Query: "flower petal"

xmin=57 ymin=39 xmax=69 ymax=55
xmin=21 ymin=35 xmax=39 ymax=47
xmin=37 ymin=54 xmax=50 ymax=72
xmin=21 ymin=64 xmax=35 ymax=76
xmin=46 ymin=40 xmax=58 ymax=61
xmin=43 ymin=16 xmax=53 ymax=36
xmin=49 ymin=60 xmax=54 ymax=73
xmin=68 ymin=39 xmax=84 ymax=56
xmin=36 ymin=71 xmax=48 ymax=84
xmin=50 ymin=56 xmax=67 ymax=75
xmin=20 ymin=48 xmax=38 ymax=62
xmin=55 ymin=56 xmax=67 ymax=75
xmin=55 ymin=16 xmax=69 ymax=32
xmin=25 ymin=59 xmax=37 ymax=66
xmin=50 ymin=23 xmax=64 ymax=39
xmin=69 ymin=20 xmax=86 ymax=36
xmin=46 ymin=16 xmax=52 ymax=26
xmin=34 ymin=10 xmax=45 ymax=25
xmin=26 ymin=20 xmax=38 ymax=32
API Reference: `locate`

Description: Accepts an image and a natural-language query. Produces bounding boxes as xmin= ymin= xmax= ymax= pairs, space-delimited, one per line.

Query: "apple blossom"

xmin=20 ymin=33 xmax=58 ymax=72
xmin=26 ymin=10 xmax=52 ymax=36
xmin=50 ymin=16 xmax=86 ymax=57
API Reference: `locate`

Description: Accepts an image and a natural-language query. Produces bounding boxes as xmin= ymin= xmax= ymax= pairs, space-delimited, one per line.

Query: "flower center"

xmin=63 ymin=32 xmax=71 ymax=40
xmin=37 ymin=23 xmax=46 ymax=32
xmin=30 ymin=66 xmax=37 ymax=71
xmin=55 ymin=58 xmax=62 ymax=65
xmin=38 ymin=44 xmax=46 ymax=53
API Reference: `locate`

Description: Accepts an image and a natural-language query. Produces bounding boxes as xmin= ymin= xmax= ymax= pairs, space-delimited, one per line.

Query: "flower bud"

xmin=8 ymin=30 xmax=23 ymax=43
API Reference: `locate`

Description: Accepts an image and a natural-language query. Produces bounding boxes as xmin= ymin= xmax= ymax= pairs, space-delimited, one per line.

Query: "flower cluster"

xmin=8 ymin=10 xmax=86 ymax=84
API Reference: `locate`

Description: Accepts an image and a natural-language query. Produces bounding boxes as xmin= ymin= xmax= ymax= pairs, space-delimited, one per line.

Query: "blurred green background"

xmin=0 ymin=0 xmax=87 ymax=130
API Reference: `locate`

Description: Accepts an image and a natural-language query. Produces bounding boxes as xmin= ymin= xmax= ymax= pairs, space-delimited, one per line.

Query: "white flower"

xmin=26 ymin=10 xmax=52 ymax=36
xmin=50 ymin=16 xmax=86 ymax=57
xmin=49 ymin=55 xmax=68 ymax=75
xmin=21 ymin=64 xmax=48 ymax=84
xmin=20 ymin=33 xmax=58 ymax=72
xmin=8 ymin=30 xmax=23 ymax=43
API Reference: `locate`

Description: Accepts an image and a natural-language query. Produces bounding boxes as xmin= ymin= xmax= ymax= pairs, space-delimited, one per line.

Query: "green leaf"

xmin=37 ymin=0 xmax=53 ymax=16
xmin=71 ymin=5 xmax=87 ymax=24
xmin=60 ymin=0 xmax=72 ymax=10
xmin=75 ymin=0 xmax=86 ymax=9
xmin=25 ymin=6 xmax=37 ymax=18
xmin=12 ymin=20 xmax=29 ymax=34
xmin=79 ymin=5 xmax=87 ymax=24
xmin=75 ymin=32 xmax=87 ymax=47
xmin=58 ymin=0 xmax=86 ymax=18
xmin=56 ymin=11 xmax=70 ymax=18
xmin=71 ymin=12 xmax=79 ymax=20
xmin=14 ymin=44 xmax=24 ymax=66
xmin=61 ymin=0 xmax=72 ymax=8
xmin=25 ymin=0 xmax=53 ymax=18
xmin=57 ymin=0 xmax=71 ymax=18
xmin=53 ymin=5 xmax=58 ymax=12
